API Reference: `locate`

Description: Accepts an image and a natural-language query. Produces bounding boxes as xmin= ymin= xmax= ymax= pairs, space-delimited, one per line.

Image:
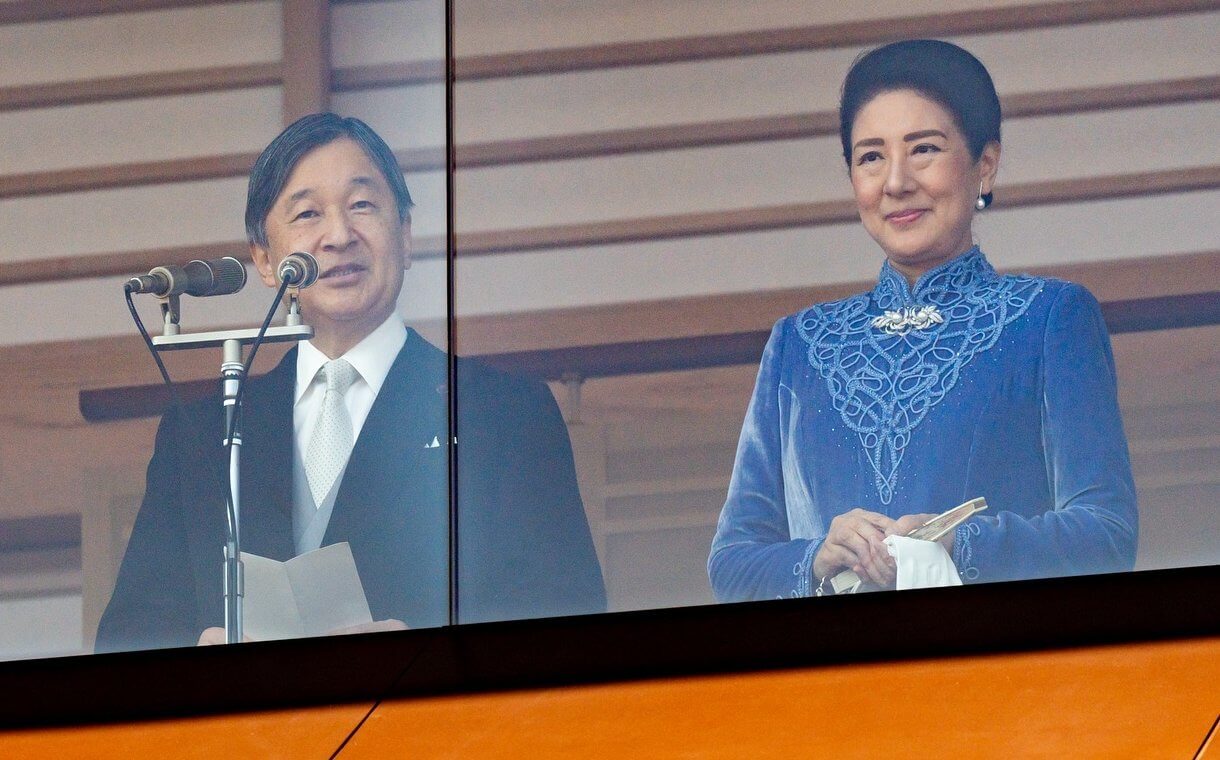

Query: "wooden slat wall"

xmin=281 ymin=0 xmax=331 ymax=120
xmin=0 ymin=63 xmax=282 ymax=112
xmin=0 ymin=1 xmax=244 ymax=25
xmin=9 ymin=76 xmax=1215 ymax=193
xmin=0 ymin=0 xmax=1217 ymax=653
xmin=449 ymin=0 xmax=1220 ymax=79
xmin=2 ymin=2 xmax=1216 ymax=337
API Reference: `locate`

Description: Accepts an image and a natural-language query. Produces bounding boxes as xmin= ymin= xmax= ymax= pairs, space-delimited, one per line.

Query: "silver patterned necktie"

xmin=304 ymin=358 xmax=359 ymax=507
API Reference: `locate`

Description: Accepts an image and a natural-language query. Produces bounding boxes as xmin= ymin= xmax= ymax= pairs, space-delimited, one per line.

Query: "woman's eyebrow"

xmin=904 ymin=129 xmax=948 ymax=142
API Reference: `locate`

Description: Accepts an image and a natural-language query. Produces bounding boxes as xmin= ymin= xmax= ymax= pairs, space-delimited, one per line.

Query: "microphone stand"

xmin=152 ymin=291 xmax=312 ymax=644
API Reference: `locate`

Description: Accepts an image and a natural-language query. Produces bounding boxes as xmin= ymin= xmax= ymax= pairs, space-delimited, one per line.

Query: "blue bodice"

xmin=708 ymin=249 xmax=1137 ymax=601
xmin=797 ymin=249 xmax=1044 ymax=505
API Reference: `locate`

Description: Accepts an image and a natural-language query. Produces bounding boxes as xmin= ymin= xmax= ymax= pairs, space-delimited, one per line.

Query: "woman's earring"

xmin=975 ymin=181 xmax=987 ymax=211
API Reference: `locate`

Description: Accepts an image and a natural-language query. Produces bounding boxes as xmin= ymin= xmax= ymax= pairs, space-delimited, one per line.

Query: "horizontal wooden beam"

xmin=0 ymin=0 xmax=239 ymax=25
xmin=1003 ymin=75 xmax=1220 ymax=118
xmin=76 ymin=289 xmax=1220 ymax=421
xmin=450 ymin=166 xmax=1220 ymax=257
xmin=461 ymin=113 xmax=817 ymax=168
xmin=17 ymin=3 xmax=1214 ymax=108
xmin=337 ymin=0 xmax=1220 ymax=88
xmin=6 ymin=1 xmax=1217 ymax=106
xmin=0 ymin=515 xmax=79 ymax=553
xmin=0 ymin=153 xmax=259 ymax=200
xmin=0 ymin=241 xmax=252 ymax=288
xmin=331 ymin=60 xmax=447 ymax=91
xmin=0 ymin=63 xmax=280 ymax=113
xmin=449 ymin=250 xmax=1220 ymax=355
xmin=0 ymin=147 xmax=444 ymax=201
xmin=3 ymin=74 xmax=1215 ymax=199
xmin=451 ymin=0 xmax=1220 ymax=82
xmin=482 ymin=291 xmax=1220 ymax=380
xmin=2 ymin=166 xmax=1216 ymax=287
xmin=455 ymin=74 xmax=1220 ymax=166
xmin=454 ymin=201 xmax=852 ymax=257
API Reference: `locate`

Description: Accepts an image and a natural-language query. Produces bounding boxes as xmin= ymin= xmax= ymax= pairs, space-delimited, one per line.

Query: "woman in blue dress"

xmin=708 ymin=39 xmax=1137 ymax=601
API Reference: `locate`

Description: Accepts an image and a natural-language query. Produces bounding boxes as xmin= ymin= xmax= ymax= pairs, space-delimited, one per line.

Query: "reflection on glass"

xmin=452 ymin=358 xmax=607 ymax=623
xmin=1115 ymin=324 xmax=1220 ymax=573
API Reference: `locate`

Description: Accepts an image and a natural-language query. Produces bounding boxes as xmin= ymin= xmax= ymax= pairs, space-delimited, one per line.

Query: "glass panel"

xmin=0 ymin=0 xmax=449 ymax=659
xmin=450 ymin=5 xmax=1220 ymax=621
xmin=1116 ymin=324 xmax=1220 ymax=572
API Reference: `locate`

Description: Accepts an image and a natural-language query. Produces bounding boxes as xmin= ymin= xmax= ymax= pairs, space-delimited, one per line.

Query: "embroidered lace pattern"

xmin=952 ymin=522 xmax=981 ymax=580
xmin=789 ymin=538 xmax=823 ymax=598
xmin=796 ymin=249 xmax=1045 ymax=504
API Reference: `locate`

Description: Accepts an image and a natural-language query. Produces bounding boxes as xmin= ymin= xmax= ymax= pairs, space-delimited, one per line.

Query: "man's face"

xmin=251 ymin=137 xmax=410 ymax=350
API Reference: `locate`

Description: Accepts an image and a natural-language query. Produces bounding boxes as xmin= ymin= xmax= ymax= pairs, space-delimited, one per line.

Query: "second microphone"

xmin=276 ymin=252 xmax=319 ymax=288
xmin=127 ymin=256 xmax=248 ymax=298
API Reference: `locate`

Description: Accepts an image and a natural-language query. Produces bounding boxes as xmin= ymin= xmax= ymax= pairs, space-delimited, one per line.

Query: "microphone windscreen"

xmin=185 ymin=257 xmax=247 ymax=297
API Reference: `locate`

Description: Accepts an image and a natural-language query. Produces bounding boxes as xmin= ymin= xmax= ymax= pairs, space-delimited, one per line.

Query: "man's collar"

xmin=295 ymin=313 xmax=407 ymax=402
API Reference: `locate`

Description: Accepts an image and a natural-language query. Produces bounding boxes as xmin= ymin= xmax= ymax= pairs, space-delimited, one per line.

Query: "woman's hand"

xmin=888 ymin=513 xmax=955 ymax=553
xmin=813 ymin=508 xmax=898 ymax=587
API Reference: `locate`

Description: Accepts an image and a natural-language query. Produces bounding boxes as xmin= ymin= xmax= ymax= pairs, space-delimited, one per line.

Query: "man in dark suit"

xmin=96 ymin=114 xmax=605 ymax=652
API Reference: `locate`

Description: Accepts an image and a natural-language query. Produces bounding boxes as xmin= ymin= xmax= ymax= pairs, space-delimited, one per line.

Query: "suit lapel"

xmin=323 ymin=331 xmax=451 ymax=625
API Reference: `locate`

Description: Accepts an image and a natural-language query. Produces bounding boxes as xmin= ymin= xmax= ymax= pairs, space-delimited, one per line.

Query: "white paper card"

xmin=240 ymin=542 xmax=373 ymax=641
xmin=883 ymin=535 xmax=963 ymax=590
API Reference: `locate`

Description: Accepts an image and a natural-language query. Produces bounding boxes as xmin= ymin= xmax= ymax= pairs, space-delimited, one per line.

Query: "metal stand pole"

xmin=221 ymin=338 xmax=245 ymax=644
xmin=152 ymin=320 xmax=312 ymax=645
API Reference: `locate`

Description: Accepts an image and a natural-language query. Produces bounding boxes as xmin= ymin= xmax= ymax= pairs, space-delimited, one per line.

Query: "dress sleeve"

xmin=708 ymin=318 xmax=825 ymax=602
xmin=954 ymin=283 xmax=1138 ymax=582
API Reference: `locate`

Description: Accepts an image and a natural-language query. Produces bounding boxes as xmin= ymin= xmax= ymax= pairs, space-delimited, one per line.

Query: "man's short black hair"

xmin=245 ymin=113 xmax=414 ymax=247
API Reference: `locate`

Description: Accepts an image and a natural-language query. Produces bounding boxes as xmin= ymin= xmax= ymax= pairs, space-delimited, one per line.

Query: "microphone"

xmin=276 ymin=251 xmax=319 ymax=288
xmin=126 ymin=257 xmax=248 ymax=297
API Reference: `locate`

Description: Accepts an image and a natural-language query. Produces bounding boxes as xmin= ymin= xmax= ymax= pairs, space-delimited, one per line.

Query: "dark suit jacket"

xmin=96 ymin=330 xmax=605 ymax=652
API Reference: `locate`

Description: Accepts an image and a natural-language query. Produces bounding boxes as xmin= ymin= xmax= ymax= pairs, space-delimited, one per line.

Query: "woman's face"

xmin=848 ymin=89 xmax=999 ymax=283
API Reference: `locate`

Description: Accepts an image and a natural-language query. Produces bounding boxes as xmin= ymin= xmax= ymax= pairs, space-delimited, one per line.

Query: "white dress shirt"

xmin=293 ymin=313 xmax=407 ymax=477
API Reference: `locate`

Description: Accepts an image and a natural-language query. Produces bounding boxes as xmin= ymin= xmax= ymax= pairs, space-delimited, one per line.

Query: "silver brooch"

xmin=871 ymin=305 xmax=944 ymax=335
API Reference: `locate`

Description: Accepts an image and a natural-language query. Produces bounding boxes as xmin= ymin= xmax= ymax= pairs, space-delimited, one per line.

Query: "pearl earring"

xmin=975 ymin=181 xmax=987 ymax=211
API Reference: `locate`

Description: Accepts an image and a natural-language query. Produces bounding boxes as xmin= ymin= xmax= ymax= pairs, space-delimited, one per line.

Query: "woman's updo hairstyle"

xmin=839 ymin=39 xmax=1002 ymax=208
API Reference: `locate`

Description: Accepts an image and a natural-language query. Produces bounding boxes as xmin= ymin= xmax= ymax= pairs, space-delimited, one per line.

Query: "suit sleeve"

xmin=953 ymin=283 xmax=1139 ymax=581
xmin=708 ymin=318 xmax=824 ymax=602
xmin=457 ymin=371 xmax=606 ymax=622
xmin=94 ymin=408 xmax=203 ymax=652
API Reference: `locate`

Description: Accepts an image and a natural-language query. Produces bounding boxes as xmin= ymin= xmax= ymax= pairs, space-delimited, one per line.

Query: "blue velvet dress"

xmin=708 ymin=248 xmax=1138 ymax=602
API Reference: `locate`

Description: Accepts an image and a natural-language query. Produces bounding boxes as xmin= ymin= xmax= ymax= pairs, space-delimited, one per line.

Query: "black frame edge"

xmin=0 ymin=564 xmax=1215 ymax=729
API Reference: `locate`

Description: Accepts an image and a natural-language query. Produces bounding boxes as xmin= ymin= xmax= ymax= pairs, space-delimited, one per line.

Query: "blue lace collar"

xmin=796 ymin=248 xmax=1044 ymax=504
xmin=873 ymin=245 xmax=991 ymax=310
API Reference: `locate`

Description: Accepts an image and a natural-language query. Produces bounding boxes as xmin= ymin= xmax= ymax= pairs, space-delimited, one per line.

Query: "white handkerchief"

xmin=883 ymin=535 xmax=963 ymax=590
